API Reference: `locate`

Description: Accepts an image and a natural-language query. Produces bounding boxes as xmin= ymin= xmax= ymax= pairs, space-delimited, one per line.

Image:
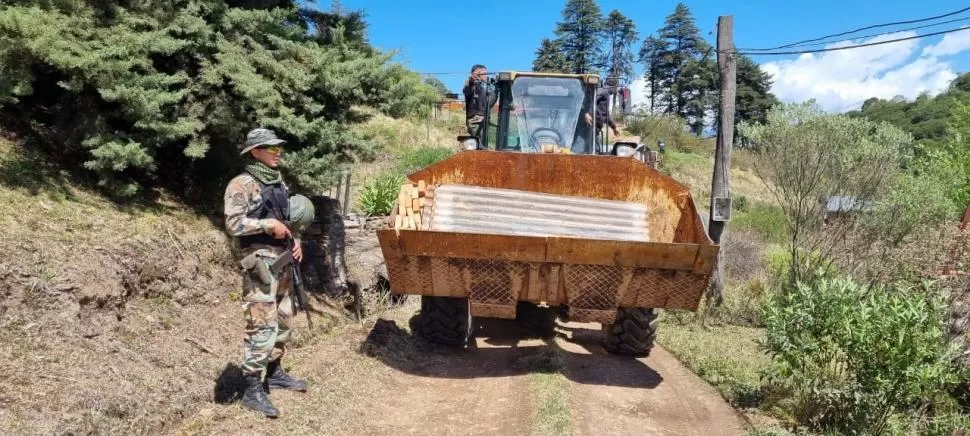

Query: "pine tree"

xmin=0 ymin=0 xmax=436 ymax=201
xmin=601 ymin=10 xmax=638 ymax=86
xmin=638 ymin=35 xmax=669 ymax=114
xmin=656 ymin=3 xmax=714 ymax=131
xmin=735 ymin=55 xmax=779 ymax=141
xmin=533 ymin=38 xmax=569 ymax=73
xmin=552 ymin=0 xmax=605 ymax=74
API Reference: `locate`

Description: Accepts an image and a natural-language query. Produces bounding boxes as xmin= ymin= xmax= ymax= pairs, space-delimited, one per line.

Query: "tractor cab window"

xmin=504 ymin=77 xmax=590 ymax=154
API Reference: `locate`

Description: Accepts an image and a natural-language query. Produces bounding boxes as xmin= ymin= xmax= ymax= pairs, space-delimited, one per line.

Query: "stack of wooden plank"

xmin=392 ymin=180 xmax=435 ymax=231
xmin=416 ymin=184 xmax=649 ymax=242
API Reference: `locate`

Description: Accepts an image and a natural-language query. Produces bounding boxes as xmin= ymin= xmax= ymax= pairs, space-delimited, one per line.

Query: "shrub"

xmin=761 ymin=277 xmax=961 ymax=434
xmin=357 ymin=172 xmax=404 ymax=216
xmin=394 ymin=146 xmax=454 ymax=175
xmin=624 ymin=114 xmax=709 ymax=154
xmin=355 ymin=146 xmax=454 ymax=216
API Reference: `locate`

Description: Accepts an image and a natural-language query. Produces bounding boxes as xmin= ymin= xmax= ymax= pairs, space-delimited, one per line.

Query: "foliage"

xmin=637 ymin=3 xmax=778 ymax=137
xmin=356 ymin=146 xmax=454 ymax=216
xmin=731 ymin=201 xmax=788 ymax=244
xmin=623 ymin=113 xmax=705 ymax=153
xmin=600 ymin=10 xmax=638 ymax=86
xmin=735 ymin=55 xmax=780 ymax=147
xmin=847 ymin=72 xmax=970 ymax=147
xmin=848 ymin=73 xmax=970 ymax=211
xmin=550 ymin=0 xmax=606 ymax=74
xmin=532 ymin=38 xmax=569 ymax=73
xmin=637 ymin=35 xmax=668 ymax=114
xmin=739 ymin=101 xmax=911 ymax=284
xmin=0 ymin=0 xmax=436 ymax=201
xmin=393 ymin=146 xmax=454 ymax=175
xmin=357 ymin=171 xmax=403 ymax=216
xmin=940 ymin=100 xmax=970 ymax=209
xmin=638 ymin=3 xmax=715 ymax=134
xmin=423 ymin=76 xmax=450 ymax=96
xmin=761 ymin=277 xmax=961 ymax=435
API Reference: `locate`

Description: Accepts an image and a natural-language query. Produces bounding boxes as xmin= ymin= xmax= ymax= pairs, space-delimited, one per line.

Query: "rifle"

xmin=271 ymin=238 xmax=313 ymax=329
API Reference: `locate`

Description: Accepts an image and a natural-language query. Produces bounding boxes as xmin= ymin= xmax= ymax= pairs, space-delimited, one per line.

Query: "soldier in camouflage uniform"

xmin=224 ymin=128 xmax=308 ymax=418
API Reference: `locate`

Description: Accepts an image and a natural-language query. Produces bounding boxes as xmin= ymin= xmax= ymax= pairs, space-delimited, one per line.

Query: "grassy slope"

xmin=647 ymin=140 xmax=787 ymax=433
xmin=0 ymin=111 xmax=463 ymax=434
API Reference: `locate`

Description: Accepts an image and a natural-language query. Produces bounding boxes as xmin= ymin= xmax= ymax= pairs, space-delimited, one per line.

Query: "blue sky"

xmin=334 ymin=0 xmax=970 ymax=112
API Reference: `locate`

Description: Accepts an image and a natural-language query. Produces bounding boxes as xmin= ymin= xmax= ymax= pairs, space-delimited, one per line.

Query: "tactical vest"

xmin=238 ymin=173 xmax=290 ymax=250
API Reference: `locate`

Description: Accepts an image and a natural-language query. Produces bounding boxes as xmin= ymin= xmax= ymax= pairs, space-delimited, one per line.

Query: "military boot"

xmin=241 ymin=374 xmax=279 ymax=418
xmin=266 ymin=360 xmax=307 ymax=392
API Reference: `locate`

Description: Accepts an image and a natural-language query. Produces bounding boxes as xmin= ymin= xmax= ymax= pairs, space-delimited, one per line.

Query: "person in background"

xmin=462 ymin=64 xmax=496 ymax=147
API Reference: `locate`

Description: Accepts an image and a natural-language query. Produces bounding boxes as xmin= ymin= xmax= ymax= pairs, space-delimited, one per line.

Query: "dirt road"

xmin=177 ymin=308 xmax=744 ymax=436
xmin=175 ymin=231 xmax=744 ymax=435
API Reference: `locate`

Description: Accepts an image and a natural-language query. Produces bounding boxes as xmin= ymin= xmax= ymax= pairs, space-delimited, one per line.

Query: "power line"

xmin=743 ymin=5 xmax=970 ymax=51
xmin=736 ymin=26 xmax=970 ymax=56
xmin=739 ymin=16 xmax=970 ymax=51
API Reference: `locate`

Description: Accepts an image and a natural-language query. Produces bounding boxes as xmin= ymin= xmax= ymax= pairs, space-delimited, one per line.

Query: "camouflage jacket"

xmin=223 ymin=173 xmax=289 ymax=238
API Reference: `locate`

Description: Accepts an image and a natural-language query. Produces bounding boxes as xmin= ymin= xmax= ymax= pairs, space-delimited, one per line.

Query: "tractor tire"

xmin=411 ymin=296 xmax=471 ymax=346
xmin=516 ymin=302 xmax=558 ymax=339
xmin=602 ymin=308 xmax=659 ymax=357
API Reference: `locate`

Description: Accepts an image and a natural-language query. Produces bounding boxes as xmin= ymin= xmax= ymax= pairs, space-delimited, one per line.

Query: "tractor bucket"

xmin=376 ymin=151 xmax=718 ymax=324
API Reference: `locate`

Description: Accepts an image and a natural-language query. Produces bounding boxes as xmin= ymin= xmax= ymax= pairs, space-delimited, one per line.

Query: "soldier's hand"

xmin=584 ymin=113 xmax=593 ymax=126
xmin=292 ymin=239 xmax=303 ymax=263
xmin=264 ymin=219 xmax=291 ymax=239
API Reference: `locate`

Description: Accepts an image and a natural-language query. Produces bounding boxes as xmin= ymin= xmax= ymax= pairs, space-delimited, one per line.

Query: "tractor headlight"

xmin=460 ymin=137 xmax=479 ymax=151
xmin=615 ymin=144 xmax=636 ymax=157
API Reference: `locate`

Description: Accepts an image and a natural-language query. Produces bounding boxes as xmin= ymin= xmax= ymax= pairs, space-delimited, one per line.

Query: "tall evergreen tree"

xmin=552 ymin=0 xmax=605 ymax=74
xmin=637 ymin=35 xmax=668 ymax=114
xmin=654 ymin=3 xmax=714 ymax=132
xmin=735 ymin=55 xmax=779 ymax=140
xmin=533 ymin=38 xmax=569 ymax=73
xmin=601 ymin=10 xmax=638 ymax=85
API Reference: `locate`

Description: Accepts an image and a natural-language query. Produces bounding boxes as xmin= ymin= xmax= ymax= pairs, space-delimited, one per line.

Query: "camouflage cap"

xmin=239 ymin=128 xmax=286 ymax=155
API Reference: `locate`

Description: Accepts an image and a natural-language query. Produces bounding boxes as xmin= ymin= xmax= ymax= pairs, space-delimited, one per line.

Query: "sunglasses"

xmin=259 ymin=145 xmax=283 ymax=155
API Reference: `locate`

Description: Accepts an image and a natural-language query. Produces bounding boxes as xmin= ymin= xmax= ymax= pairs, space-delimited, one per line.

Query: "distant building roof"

xmin=824 ymin=196 xmax=874 ymax=213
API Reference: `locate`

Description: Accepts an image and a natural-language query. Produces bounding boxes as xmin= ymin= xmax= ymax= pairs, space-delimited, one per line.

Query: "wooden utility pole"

xmin=707 ymin=16 xmax=736 ymax=309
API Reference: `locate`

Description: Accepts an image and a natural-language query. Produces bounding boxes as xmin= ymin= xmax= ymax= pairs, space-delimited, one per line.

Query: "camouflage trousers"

xmin=239 ymin=248 xmax=295 ymax=378
xmin=466 ymin=115 xmax=484 ymax=140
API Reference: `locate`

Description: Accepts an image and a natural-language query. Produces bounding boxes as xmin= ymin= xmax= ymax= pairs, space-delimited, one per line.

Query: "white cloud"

xmin=923 ymin=26 xmax=970 ymax=57
xmin=763 ymin=30 xmax=969 ymax=112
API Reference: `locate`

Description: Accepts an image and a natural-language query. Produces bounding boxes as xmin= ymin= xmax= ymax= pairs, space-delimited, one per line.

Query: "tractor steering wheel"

xmin=530 ymin=127 xmax=563 ymax=150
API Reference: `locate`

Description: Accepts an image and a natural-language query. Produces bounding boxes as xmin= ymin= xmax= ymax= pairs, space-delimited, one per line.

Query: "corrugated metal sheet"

xmin=428 ymin=184 xmax=649 ymax=242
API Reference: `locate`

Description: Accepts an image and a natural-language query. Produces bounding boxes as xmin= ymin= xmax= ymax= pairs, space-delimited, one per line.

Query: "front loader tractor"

xmin=377 ymin=71 xmax=716 ymax=356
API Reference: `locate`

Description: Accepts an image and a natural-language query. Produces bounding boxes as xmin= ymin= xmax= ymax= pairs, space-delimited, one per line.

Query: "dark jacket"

xmin=594 ymin=88 xmax=617 ymax=131
xmin=463 ymin=79 xmax=490 ymax=119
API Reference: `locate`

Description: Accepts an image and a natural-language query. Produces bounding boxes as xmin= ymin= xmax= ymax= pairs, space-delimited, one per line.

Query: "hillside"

xmin=0 ymin=111 xmax=464 ymax=433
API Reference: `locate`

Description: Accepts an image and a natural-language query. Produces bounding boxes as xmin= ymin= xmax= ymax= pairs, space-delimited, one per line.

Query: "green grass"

xmin=515 ymin=348 xmax=571 ymax=436
xmin=657 ymin=317 xmax=769 ymax=409
xmin=394 ymin=146 xmax=455 ymax=175
xmin=731 ymin=201 xmax=788 ymax=244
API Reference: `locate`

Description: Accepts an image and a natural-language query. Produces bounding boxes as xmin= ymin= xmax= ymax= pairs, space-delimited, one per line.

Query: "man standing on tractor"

xmin=463 ymin=64 xmax=496 ymax=147
xmin=594 ymin=86 xmax=621 ymax=153
xmin=223 ymin=127 xmax=311 ymax=418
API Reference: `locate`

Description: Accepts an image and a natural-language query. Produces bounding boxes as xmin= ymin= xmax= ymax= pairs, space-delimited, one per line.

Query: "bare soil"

xmin=172 ymin=230 xmax=746 ymax=436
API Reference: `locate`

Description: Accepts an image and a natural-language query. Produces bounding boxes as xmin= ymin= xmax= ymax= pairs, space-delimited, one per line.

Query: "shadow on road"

xmin=359 ymin=317 xmax=663 ymax=390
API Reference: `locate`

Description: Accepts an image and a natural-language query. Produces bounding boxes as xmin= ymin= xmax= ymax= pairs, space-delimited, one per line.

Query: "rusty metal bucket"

xmin=376 ymin=151 xmax=718 ymax=324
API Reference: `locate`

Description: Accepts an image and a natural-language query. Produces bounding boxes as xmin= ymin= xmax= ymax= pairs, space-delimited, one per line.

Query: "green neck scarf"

xmin=245 ymin=158 xmax=282 ymax=185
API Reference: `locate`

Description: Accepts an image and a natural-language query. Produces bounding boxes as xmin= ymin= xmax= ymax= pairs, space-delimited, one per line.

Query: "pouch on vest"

xmin=240 ymin=251 xmax=273 ymax=285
